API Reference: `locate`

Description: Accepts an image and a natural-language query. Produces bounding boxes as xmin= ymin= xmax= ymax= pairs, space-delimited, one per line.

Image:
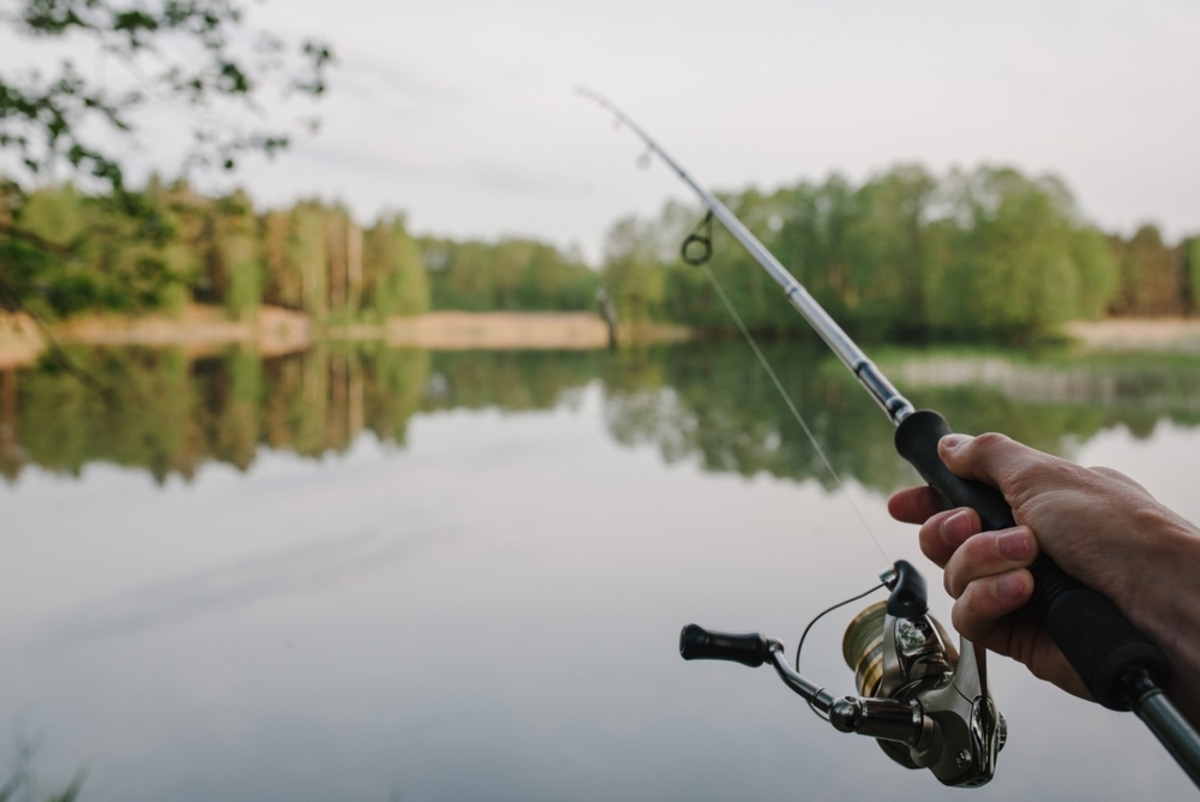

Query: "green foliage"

xmin=1 ymin=183 xmax=182 ymax=318
xmin=1071 ymin=226 xmax=1119 ymax=320
xmin=365 ymin=216 xmax=429 ymax=317
xmin=0 ymin=0 xmax=332 ymax=324
xmin=0 ymin=184 xmax=448 ymax=321
xmin=422 ymin=236 xmax=599 ymax=313
xmin=2 ymin=182 xmax=598 ymax=321
xmin=601 ymin=216 xmax=669 ymax=323
xmin=604 ymin=164 xmax=1192 ymax=340
xmin=1 ymin=0 xmax=333 ymax=189
xmin=217 ymin=190 xmax=261 ymax=320
xmin=925 ymin=169 xmax=1082 ymax=336
xmin=1189 ymin=237 xmax=1200 ymax=315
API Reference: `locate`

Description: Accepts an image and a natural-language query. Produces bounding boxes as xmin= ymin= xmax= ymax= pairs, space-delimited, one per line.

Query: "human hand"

xmin=888 ymin=432 xmax=1200 ymax=707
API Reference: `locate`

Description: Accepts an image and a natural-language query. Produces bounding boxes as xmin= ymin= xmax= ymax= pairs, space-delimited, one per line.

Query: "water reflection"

xmin=3 ymin=343 xmax=1197 ymax=801
xmin=5 ymin=342 xmax=1200 ymax=490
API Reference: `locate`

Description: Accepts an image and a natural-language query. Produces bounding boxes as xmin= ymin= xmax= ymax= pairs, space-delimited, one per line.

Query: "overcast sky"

xmin=5 ymin=0 xmax=1200 ymax=262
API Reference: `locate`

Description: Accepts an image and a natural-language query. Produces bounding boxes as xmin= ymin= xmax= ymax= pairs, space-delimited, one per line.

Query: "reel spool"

xmin=842 ymin=599 xmax=959 ymax=700
xmin=843 ymin=601 xmax=887 ymax=697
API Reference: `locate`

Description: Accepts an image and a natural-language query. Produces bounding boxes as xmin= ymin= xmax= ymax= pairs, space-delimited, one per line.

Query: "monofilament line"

xmin=700 ymin=264 xmax=892 ymax=568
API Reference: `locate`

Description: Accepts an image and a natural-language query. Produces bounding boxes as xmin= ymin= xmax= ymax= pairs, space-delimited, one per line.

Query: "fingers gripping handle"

xmin=679 ymin=624 xmax=772 ymax=667
xmin=894 ymin=410 xmax=1169 ymax=710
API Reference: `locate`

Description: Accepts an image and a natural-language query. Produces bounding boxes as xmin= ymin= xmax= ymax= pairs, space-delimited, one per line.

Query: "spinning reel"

xmin=680 ymin=561 xmax=1006 ymax=787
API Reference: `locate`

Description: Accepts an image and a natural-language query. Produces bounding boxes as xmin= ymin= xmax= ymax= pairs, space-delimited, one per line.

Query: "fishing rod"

xmin=579 ymin=87 xmax=1200 ymax=789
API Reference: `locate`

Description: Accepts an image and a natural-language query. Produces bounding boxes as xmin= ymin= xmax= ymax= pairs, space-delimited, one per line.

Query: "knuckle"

xmin=970 ymin=431 xmax=1011 ymax=455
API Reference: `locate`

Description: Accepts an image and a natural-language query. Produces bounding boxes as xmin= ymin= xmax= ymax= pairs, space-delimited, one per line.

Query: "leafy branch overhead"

xmin=1 ymin=0 xmax=334 ymax=190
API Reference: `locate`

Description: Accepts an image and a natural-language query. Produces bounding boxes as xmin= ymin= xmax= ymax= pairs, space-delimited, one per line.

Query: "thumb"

xmin=937 ymin=432 xmax=1046 ymax=497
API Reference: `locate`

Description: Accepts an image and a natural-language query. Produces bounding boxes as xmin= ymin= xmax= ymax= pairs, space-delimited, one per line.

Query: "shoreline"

xmin=0 ymin=306 xmax=690 ymax=369
xmin=5 ymin=310 xmax=1200 ymax=371
xmin=1063 ymin=318 xmax=1200 ymax=352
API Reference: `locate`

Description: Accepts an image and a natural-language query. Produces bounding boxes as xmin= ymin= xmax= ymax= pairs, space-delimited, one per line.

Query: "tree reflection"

xmin=3 ymin=342 xmax=1200 ymax=491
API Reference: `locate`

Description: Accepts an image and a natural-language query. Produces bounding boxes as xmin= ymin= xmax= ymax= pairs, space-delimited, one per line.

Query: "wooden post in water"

xmin=0 ymin=369 xmax=18 ymax=478
xmin=597 ymin=288 xmax=618 ymax=350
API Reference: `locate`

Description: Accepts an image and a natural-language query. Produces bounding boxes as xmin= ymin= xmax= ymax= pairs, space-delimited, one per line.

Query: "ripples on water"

xmin=1 ymin=342 xmax=1197 ymax=801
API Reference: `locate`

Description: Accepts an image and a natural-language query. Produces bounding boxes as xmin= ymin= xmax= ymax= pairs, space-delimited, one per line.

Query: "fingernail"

xmin=941 ymin=509 xmax=973 ymax=546
xmin=940 ymin=434 xmax=972 ymax=450
xmin=997 ymin=528 xmax=1031 ymax=561
xmin=996 ymin=572 xmax=1027 ymax=600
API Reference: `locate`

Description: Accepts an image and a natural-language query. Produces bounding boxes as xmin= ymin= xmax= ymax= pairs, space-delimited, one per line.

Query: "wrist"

xmin=1121 ymin=515 xmax=1200 ymax=719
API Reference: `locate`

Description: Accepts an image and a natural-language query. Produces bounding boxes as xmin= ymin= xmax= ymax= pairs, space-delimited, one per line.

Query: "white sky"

xmin=4 ymin=0 xmax=1200 ymax=262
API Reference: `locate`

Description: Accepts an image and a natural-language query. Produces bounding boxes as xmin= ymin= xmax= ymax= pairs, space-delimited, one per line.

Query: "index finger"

xmin=888 ymin=486 xmax=945 ymax=524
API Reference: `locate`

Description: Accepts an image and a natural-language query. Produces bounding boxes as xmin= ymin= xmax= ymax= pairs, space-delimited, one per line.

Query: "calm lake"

xmin=1 ymin=341 xmax=1197 ymax=801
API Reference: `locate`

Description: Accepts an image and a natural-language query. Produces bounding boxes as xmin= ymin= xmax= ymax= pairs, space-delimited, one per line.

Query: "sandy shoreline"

xmin=1063 ymin=318 xmax=1200 ymax=352
xmin=4 ymin=311 xmax=1197 ymax=370
xmin=0 ymin=307 xmax=689 ymax=369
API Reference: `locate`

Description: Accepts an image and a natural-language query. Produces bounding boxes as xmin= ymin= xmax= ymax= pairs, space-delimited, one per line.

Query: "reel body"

xmin=680 ymin=561 xmax=1006 ymax=787
xmin=842 ymin=571 xmax=1006 ymax=785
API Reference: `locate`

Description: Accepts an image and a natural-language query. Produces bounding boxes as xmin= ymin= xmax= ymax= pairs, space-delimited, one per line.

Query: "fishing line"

xmin=697 ymin=261 xmax=892 ymax=568
xmin=794 ymin=579 xmax=887 ymax=675
xmin=793 ymin=578 xmax=888 ymax=720
xmin=622 ymin=123 xmax=889 ymax=566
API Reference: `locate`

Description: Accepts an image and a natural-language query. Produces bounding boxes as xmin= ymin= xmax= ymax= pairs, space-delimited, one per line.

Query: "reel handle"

xmin=679 ymin=624 xmax=773 ymax=667
xmin=894 ymin=409 xmax=1169 ymax=710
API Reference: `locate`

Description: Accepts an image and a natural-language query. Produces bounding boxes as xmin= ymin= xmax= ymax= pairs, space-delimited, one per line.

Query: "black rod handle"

xmin=894 ymin=409 xmax=1169 ymax=710
xmin=679 ymin=624 xmax=772 ymax=667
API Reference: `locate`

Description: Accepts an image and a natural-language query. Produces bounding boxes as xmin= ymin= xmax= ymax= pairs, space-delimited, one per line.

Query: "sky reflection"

xmin=1 ymin=375 xmax=1196 ymax=800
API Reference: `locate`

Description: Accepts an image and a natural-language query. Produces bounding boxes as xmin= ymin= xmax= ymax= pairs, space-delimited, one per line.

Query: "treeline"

xmin=0 ymin=182 xmax=597 ymax=322
xmin=6 ymin=166 xmax=1198 ymax=341
xmin=601 ymin=165 xmax=1200 ymax=339
xmin=419 ymin=237 xmax=598 ymax=313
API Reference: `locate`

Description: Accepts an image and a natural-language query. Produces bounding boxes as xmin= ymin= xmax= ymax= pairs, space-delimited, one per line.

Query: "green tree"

xmin=0 ymin=0 xmax=332 ymax=318
xmin=840 ymin=165 xmax=937 ymax=338
xmin=623 ymin=164 xmax=1131 ymax=341
xmin=602 ymin=216 xmax=668 ymax=322
xmin=1071 ymin=226 xmax=1119 ymax=320
xmin=6 ymin=184 xmax=181 ymax=317
xmin=1188 ymin=237 xmax=1200 ymax=315
xmin=217 ymin=190 xmax=262 ymax=320
xmin=364 ymin=215 xmax=429 ymax=317
xmin=925 ymin=168 xmax=1084 ymax=336
xmin=422 ymin=236 xmax=596 ymax=314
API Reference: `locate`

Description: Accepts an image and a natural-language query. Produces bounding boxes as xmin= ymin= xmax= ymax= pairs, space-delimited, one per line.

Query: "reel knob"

xmin=679 ymin=624 xmax=772 ymax=667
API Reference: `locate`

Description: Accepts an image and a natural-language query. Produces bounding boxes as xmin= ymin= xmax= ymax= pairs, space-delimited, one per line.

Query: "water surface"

xmin=1 ymin=343 xmax=1196 ymax=800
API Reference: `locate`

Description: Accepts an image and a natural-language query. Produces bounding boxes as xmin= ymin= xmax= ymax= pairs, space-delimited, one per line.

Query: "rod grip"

xmin=679 ymin=624 xmax=772 ymax=667
xmin=894 ymin=409 xmax=1169 ymax=709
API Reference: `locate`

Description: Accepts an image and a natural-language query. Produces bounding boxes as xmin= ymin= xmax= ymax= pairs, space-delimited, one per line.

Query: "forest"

xmin=0 ymin=180 xmax=599 ymax=324
xmin=602 ymin=165 xmax=1200 ymax=340
xmin=2 ymin=164 xmax=1198 ymax=341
